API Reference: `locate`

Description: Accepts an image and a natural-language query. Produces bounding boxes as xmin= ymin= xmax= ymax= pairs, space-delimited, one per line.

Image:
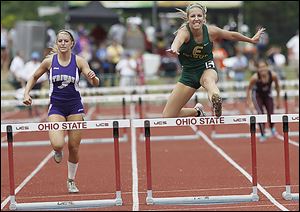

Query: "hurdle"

xmin=132 ymin=115 xmax=267 ymax=205
xmin=136 ymin=94 xmax=202 ymax=142
xmin=1 ymin=119 xmax=130 ymax=210
xmin=271 ymin=114 xmax=299 ymax=201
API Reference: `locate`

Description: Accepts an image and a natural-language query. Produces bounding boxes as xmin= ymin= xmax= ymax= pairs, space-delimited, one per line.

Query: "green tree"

xmin=243 ymin=1 xmax=299 ymax=49
xmin=1 ymin=1 xmax=66 ymax=29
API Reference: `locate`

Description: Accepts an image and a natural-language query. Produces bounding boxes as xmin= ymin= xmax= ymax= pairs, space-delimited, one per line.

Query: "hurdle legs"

xmin=144 ymin=116 xmax=260 ymax=205
xmin=282 ymin=115 xmax=299 ymax=201
xmin=6 ymin=122 xmax=123 ymax=210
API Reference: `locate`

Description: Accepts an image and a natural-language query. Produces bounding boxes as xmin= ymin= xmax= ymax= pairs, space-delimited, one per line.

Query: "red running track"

xmin=1 ymin=101 xmax=299 ymax=211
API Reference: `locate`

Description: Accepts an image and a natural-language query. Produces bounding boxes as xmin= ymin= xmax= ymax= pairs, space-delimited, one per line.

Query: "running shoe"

xmin=259 ymin=135 xmax=267 ymax=142
xmin=211 ymin=93 xmax=222 ymax=117
xmin=67 ymin=179 xmax=79 ymax=193
xmin=53 ymin=151 xmax=63 ymax=163
xmin=271 ymin=127 xmax=277 ymax=136
xmin=194 ymin=103 xmax=206 ymax=117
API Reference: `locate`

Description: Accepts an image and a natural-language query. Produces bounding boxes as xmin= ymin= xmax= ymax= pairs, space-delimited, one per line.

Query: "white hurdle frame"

xmin=271 ymin=114 xmax=299 ymax=201
xmin=1 ymin=119 xmax=130 ymax=210
xmin=132 ymin=115 xmax=268 ymax=205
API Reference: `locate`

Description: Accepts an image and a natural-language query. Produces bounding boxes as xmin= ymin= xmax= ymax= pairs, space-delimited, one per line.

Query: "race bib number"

xmin=205 ymin=61 xmax=215 ymax=69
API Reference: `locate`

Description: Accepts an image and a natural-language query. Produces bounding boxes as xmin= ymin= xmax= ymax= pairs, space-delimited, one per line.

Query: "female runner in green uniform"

xmin=163 ymin=2 xmax=265 ymax=118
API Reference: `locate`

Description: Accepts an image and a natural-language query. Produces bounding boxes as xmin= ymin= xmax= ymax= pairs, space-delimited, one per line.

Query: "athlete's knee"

xmin=68 ymin=144 xmax=79 ymax=155
xmin=51 ymin=141 xmax=64 ymax=151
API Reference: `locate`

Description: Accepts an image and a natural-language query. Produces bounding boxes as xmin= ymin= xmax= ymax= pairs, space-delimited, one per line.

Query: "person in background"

xmin=286 ymin=30 xmax=299 ymax=77
xmin=106 ymin=40 xmax=124 ymax=86
xmin=23 ymin=29 xmax=100 ymax=193
xmin=87 ymin=48 xmax=102 ymax=88
xmin=213 ymin=41 xmax=228 ymax=89
xmin=1 ymin=24 xmax=10 ymax=72
xmin=9 ymin=50 xmax=25 ymax=89
xmin=22 ymin=51 xmax=48 ymax=91
xmin=116 ymin=51 xmax=137 ymax=88
xmin=246 ymin=58 xmax=281 ymax=142
xmin=255 ymin=24 xmax=269 ymax=59
xmin=163 ymin=2 xmax=265 ymax=118
xmin=266 ymin=46 xmax=286 ymax=80
xmin=231 ymin=46 xmax=248 ymax=90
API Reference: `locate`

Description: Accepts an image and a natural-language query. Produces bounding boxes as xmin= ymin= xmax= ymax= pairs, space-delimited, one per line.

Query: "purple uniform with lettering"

xmin=48 ymin=53 xmax=84 ymax=117
xmin=251 ymin=70 xmax=274 ymax=135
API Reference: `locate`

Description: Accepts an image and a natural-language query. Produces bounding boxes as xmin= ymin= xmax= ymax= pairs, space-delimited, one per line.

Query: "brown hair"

xmin=46 ymin=29 xmax=75 ymax=58
xmin=57 ymin=29 xmax=75 ymax=44
xmin=255 ymin=58 xmax=269 ymax=68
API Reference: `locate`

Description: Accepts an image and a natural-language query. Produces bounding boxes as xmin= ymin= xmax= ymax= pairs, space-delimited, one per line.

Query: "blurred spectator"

xmin=221 ymin=20 xmax=238 ymax=57
xmin=231 ymin=46 xmax=248 ymax=85
xmin=213 ymin=42 xmax=228 ymax=84
xmin=165 ymin=21 xmax=177 ymax=48
xmin=90 ymin=25 xmax=107 ymax=47
xmin=266 ymin=46 xmax=286 ymax=80
xmin=21 ymin=51 xmax=47 ymax=91
xmin=256 ymin=25 xmax=269 ymax=59
xmin=107 ymin=40 xmax=124 ymax=86
xmin=96 ymin=42 xmax=111 ymax=87
xmin=124 ymin=21 xmax=145 ymax=53
xmin=8 ymin=50 xmax=25 ymax=89
xmin=134 ymin=51 xmax=145 ymax=85
xmin=239 ymin=24 xmax=257 ymax=60
xmin=87 ymin=49 xmax=102 ymax=88
xmin=156 ymin=28 xmax=167 ymax=56
xmin=71 ymin=29 xmax=81 ymax=55
xmin=116 ymin=52 xmax=137 ymax=87
xmin=145 ymin=25 xmax=156 ymax=52
xmin=8 ymin=25 xmax=17 ymax=58
xmin=286 ymin=30 xmax=299 ymax=77
xmin=1 ymin=24 xmax=9 ymax=71
xmin=159 ymin=54 xmax=179 ymax=84
xmin=78 ymin=29 xmax=92 ymax=61
xmin=108 ymin=19 xmax=126 ymax=46
xmin=46 ymin=22 xmax=56 ymax=48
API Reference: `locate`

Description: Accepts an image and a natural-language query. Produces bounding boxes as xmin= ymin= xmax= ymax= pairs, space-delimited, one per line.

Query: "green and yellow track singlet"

xmin=178 ymin=24 xmax=217 ymax=89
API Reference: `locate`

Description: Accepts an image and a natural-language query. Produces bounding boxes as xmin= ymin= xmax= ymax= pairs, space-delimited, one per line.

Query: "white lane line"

xmin=275 ymin=134 xmax=299 ymax=147
xmin=1 ymin=151 xmax=53 ymax=210
xmin=130 ymin=103 xmax=139 ymax=211
xmin=192 ymin=126 xmax=289 ymax=211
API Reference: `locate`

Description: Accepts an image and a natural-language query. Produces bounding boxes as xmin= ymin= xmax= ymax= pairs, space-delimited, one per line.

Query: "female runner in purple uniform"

xmin=246 ymin=58 xmax=281 ymax=142
xmin=23 ymin=30 xmax=100 ymax=193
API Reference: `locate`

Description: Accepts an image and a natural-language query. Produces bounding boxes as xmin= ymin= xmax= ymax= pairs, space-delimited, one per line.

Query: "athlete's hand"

xmin=23 ymin=94 xmax=32 ymax=106
xmin=251 ymin=27 xmax=266 ymax=44
xmin=166 ymin=48 xmax=180 ymax=55
xmin=247 ymin=100 xmax=255 ymax=114
xmin=276 ymin=98 xmax=281 ymax=109
xmin=88 ymin=70 xmax=96 ymax=79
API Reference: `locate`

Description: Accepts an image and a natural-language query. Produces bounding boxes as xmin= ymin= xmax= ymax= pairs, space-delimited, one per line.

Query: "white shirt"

xmin=9 ymin=55 xmax=24 ymax=77
xmin=21 ymin=60 xmax=48 ymax=83
xmin=286 ymin=34 xmax=299 ymax=60
xmin=1 ymin=27 xmax=8 ymax=48
xmin=116 ymin=58 xmax=137 ymax=76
